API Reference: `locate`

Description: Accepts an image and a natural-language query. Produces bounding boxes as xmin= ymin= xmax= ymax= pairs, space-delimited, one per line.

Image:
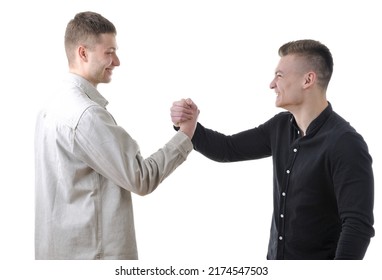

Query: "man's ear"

xmin=303 ymin=71 xmax=316 ymax=89
xmin=78 ymin=45 xmax=88 ymax=62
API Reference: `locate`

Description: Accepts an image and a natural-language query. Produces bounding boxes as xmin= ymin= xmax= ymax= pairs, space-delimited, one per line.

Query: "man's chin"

xmin=102 ymin=77 xmax=112 ymax=84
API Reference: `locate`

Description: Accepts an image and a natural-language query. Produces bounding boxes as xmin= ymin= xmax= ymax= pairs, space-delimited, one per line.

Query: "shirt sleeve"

xmin=331 ymin=131 xmax=375 ymax=259
xmin=191 ymin=121 xmax=272 ymax=162
xmin=72 ymin=105 xmax=193 ymax=196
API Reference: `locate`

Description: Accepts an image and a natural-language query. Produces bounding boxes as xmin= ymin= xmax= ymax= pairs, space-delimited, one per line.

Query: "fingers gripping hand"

xmin=171 ymin=98 xmax=197 ymax=127
xmin=170 ymin=98 xmax=199 ymax=139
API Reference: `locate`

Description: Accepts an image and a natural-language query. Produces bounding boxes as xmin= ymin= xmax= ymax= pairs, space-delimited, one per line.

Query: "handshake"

xmin=170 ymin=98 xmax=199 ymax=139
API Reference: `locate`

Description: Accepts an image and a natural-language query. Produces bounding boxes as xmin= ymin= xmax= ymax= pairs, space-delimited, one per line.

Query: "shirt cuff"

xmin=170 ymin=131 xmax=193 ymax=157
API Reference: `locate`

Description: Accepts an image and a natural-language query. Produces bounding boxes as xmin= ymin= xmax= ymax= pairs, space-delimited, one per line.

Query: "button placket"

xmin=276 ymin=126 xmax=302 ymax=258
xmin=278 ymin=144 xmax=299 ymax=256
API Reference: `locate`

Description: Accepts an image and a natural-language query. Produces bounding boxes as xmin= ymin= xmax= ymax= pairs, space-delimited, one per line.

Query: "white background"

xmin=1 ymin=0 xmax=380 ymax=279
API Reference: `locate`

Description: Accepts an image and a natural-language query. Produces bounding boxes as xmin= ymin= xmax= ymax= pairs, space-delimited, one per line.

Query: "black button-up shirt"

xmin=191 ymin=104 xmax=374 ymax=259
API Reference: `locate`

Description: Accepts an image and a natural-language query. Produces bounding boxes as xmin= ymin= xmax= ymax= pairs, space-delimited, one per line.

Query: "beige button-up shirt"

xmin=35 ymin=73 xmax=193 ymax=259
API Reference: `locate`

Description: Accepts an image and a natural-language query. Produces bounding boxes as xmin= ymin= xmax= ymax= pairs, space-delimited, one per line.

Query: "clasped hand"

xmin=170 ymin=98 xmax=199 ymax=139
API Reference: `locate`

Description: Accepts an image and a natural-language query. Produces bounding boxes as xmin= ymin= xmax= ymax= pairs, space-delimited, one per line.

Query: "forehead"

xmin=95 ymin=33 xmax=118 ymax=49
xmin=275 ymin=54 xmax=306 ymax=74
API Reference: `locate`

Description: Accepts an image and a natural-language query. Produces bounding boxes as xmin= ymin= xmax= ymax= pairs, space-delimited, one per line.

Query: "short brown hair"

xmin=279 ymin=39 xmax=333 ymax=90
xmin=64 ymin=11 xmax=117 ymax=63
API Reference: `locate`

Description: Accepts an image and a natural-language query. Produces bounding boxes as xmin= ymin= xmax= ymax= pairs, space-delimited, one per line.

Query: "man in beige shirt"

xmin=34 ymin=11 xmax=198 ymax=260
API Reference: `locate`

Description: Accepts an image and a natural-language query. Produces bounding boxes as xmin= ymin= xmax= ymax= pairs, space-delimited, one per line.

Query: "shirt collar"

xmin=306 ymin=102 xmax=332 ymax=135
xmin=65 ymin=72 xmax=109 ymax=108
xmin=290 ymin=102 xmax=333 ymax=136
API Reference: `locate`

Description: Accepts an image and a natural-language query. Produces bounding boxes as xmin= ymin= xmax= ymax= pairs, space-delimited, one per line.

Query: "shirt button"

xmin=280 ymin=214 xmax=284 ymax=218
xmin=286 ymin=169 xmax=290 ymax=174
xmin=279 ymin=236 xmax=283 ymax=240
xmin=293 ymin=148 xmax=297 ymax=152
xmin=282 ymin=192 xmax=286 ymax=197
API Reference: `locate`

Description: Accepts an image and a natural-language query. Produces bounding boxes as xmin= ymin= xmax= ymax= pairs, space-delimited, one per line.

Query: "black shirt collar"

xmin=290 ymin=102 xmax=333 ymax=136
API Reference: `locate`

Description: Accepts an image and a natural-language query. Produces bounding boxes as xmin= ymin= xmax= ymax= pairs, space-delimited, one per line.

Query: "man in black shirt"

xmin=171 ymin=39 xmax=374 ymax=259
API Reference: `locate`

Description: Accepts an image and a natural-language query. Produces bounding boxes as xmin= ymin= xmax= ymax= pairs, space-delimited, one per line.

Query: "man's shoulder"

xmin=41 ymin=82 xmax=101 ymax=129
xmin=327 ymin=111 xmax=358 ymax=135
xmin=325 ymin=111 xmax=370 ymax=153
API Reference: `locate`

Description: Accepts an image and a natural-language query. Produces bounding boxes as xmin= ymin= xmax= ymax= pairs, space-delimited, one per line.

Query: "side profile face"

xmin=269 ymin=54 xmax=308 ymax=111
xmin=82 ymin=33 xmax=120 ymax=86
